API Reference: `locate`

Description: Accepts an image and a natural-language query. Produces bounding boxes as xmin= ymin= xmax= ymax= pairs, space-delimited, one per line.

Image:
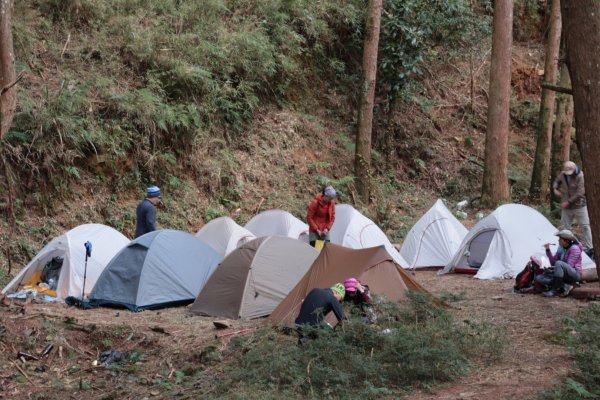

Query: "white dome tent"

xmin=440 ymin=204 xmax=596 ymax=279
xmin=400 ymin=199 xmax=468 ymax=268
xmin=244 ymin=209 xmax=309 ymax=241
xmin=2 ymin=224 xmax=130 ymax=299
xmin=195 ymin=216 xmax=256 ymax=257
xmin=329 ymin=204 xmax=409 ymax=268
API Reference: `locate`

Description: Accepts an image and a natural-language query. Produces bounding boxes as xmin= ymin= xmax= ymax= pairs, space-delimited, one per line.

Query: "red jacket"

xmin=307 ymin=193 xmax=336 ymax=232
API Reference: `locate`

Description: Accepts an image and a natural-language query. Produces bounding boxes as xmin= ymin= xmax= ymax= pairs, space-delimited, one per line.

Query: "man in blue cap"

xmin=135 ymin=185 xmax=161 ymax=238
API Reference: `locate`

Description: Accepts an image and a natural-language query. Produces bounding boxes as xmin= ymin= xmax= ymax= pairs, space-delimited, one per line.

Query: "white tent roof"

xmin=2 ymin=224 xmax=129 ymax=299
xmin=195 ymin=216 xmax=256 ymax=257
xmin=400 ymin=199 xmax=468 ymax=268
xmin=244 ymin=209 xmax=308 ymax=241
xmin=441 ymin=204 xmax=596 ymax=279
xmin=330 ymin=204 xmax=409 ymax=268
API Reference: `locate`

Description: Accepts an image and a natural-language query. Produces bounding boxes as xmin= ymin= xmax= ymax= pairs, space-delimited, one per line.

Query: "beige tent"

xmin=190 ymin=236 xmax=318 ymax=319
xmin=268 ymin=243 xmax=426 ymax=327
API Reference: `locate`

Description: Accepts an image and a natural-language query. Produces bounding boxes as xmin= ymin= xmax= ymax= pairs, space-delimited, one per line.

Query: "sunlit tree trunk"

xmin=355 ymin=0 xmax=382 ymax=203
xmin=530 ymin=0 xmax=562 ymax=202
xmin=0 ymin=0 xmax=16 ymax=138
xmin=481 ymin=0 xmax=512 ymax=208
xmin=551 ymin=62 xmax=573 ymax=179
xmin=561 ymin=0 xmax=600 ymax=278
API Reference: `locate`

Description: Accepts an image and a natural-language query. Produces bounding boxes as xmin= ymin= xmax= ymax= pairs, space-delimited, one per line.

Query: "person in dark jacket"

xmin=343 ymin=277 xmax=377 ymax=324
xmin=543 ymin=230 xmax=583 ymax=297
xmin=135 ymin=186 xmax=161 ymax=238
xmin=295 ymin=283 xmax=345 ymax=345
xmin=552 ymin=161 xmax=593 ymax=252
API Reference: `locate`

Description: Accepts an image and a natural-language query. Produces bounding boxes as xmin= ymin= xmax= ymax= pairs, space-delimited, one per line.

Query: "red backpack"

xmin=514 ymin=256 xmax=548 ymax=294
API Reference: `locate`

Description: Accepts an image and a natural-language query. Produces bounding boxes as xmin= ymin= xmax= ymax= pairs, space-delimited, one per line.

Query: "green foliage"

xmin=379 ymin=0 xmax=491 ymax=102
xmin=511 ymin=98 xmax=539 ymax=128
xmin=215 ymin=294 xmax=505 ymax=398
xmin=513 ymin=0 xmax=544 ymax=42
xmin=9 ymin=0 xmax=365 ymax=194
xmin=538 ymin=304 xmax=600 ymax=400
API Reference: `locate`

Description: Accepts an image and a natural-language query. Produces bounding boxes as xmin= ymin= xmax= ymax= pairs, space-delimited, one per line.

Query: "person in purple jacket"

xmin=543 ymin=230 xmax=583 ymax=297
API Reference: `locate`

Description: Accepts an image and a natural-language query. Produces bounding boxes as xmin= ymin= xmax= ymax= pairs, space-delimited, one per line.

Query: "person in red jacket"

xmin=306 ymin=185 xmax=337 ymax=247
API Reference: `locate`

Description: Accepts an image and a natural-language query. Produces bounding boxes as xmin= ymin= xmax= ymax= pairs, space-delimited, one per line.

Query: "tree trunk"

xmin=561 ymin=82 xmax=574 ymax=161
xmin=0 ymin=0 xmax=16 ymax=138
xmin=481 ymin=0 xmax=512 ymax=208
xmin=354 ymin=0 xmax=382 ymax=203
xmin=529 ymin=0 xmax=562 ymax=202
xmin=551 ymin=62 xmax=572 ymax=179
xmin=561 ymin=0 xmax=600 ymax=280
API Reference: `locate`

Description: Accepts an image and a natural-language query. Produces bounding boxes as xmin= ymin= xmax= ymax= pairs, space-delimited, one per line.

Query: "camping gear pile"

xmin=3 ymin=200 xmax=596 ymax=320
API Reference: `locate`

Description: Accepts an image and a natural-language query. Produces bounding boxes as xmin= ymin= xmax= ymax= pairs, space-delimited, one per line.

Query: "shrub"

xmin=214 ymin=292 xmax=505 ymax=398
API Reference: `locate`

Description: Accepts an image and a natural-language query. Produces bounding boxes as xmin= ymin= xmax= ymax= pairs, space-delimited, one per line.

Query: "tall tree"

xmin=550 ymin=61 xmax=573 ymax=178
xmin=561 ymin=1 xmax=600 ymax=278
xmin=481 ymin=0 xmax=512 ymax=208
xmin=0 ymin=0 xmax=16 ymax=138
xmin=354 ymin=0 xmax=382 ymax=203
xmin=529 ymin=0 xmax=562 ymax=201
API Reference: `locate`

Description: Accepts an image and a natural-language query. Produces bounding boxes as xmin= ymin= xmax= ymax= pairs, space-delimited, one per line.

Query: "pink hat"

xmin=344 ymin=278 xmax=359 ymax=292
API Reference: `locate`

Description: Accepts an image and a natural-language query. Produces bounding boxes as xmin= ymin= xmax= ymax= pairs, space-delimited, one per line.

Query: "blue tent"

xmin=90 ymin=230 xmax=222 ymax=311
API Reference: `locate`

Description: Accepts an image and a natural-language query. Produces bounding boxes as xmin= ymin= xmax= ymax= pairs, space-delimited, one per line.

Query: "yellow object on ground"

xmin=25 ymin=271 xmax=42 ymax=286
xmin=315 ymin=240 xmax=325 ymax=251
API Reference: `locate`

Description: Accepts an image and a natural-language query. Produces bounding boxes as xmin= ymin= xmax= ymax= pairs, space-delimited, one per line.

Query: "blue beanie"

xmin=147 ymin=186 xmax=161 ymax=198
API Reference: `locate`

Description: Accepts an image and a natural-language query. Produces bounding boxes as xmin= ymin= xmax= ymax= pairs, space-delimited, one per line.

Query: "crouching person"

xmin=295 ymin=283 xmax=345 ymax=346
xmin=343 ymin=278 xmax=377 ymax=324
xmin=543 ymin=230 xmax=583 ymax=297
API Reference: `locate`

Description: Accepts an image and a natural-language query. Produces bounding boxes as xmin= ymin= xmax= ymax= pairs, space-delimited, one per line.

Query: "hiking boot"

xmin=559 ymin=284 xmax=574 ymax=297
xmin=543 ymin=289 xmax=560 ymax=297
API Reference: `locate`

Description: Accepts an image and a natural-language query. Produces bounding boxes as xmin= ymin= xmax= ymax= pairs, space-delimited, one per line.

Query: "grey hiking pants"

xmin=561 ymin=207 xmax=593 ymax=250
xmin=552 ymin=260 xmax=581 ymax=287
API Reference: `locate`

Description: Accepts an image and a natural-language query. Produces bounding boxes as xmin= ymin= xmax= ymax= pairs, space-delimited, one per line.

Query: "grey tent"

xmin=191 ymin=236 xmax=318 ymax=319
xmin=90 ymin=230 xmax=222 ymax=311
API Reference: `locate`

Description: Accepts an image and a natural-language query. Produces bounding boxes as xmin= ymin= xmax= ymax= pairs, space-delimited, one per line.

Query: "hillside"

xmin=0 ymin=0 xmax=549 ymax=276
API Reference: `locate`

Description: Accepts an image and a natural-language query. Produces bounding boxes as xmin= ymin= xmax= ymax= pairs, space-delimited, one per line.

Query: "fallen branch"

xmin=215 ymin=328 xmax=253 ymax=339
xmin=0 ymin=71 xmax=25 ymax=96
xmin=541 ymin=82 xmax=572 ymax=95
xmin=10 ymin=361 xmax=34 ymax=385
xmin=60 ymin=33 xmax=71 ymax=58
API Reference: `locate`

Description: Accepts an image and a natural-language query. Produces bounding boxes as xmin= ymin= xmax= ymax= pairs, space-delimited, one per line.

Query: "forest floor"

xmin=0 ymin=269 xmax=594 ymax=399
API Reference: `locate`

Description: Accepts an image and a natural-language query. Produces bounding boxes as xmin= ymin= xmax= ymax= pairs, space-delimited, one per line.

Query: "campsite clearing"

xmin=0 ymin=270 xmax=591 ymax=399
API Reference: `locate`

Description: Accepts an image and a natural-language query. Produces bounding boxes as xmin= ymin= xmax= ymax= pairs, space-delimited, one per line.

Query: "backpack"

xmin=41 ymin=257 xmax=64 ymax=289
xmin=513 ymin=260 xmax=547 ymax=294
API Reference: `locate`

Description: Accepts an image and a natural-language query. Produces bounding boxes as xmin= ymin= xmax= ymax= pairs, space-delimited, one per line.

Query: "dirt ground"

xmin=406 ymin=270 xmax=589 ymax=400
xmin=0 ymin=270 xmax=593 ymax=399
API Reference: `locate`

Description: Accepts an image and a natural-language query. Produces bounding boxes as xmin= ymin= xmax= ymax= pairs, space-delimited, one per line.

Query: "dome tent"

xmin=90 ymin=230 xmax=222 ymax=311
xmin=400 ymin=199 xmax=468 ymax=268
xmin=195 ymin=216 xmax=256 ymax=257
xmin=440 ymin=204 xmax=596 ymax=279
xmin=244 ymin=209 xmax=309 ymax=241
xmin=191 ymin=236 xmax=318 ymax=319
xmin=2 ymin=224 xmax=129 ymax=299
xmin=329 ymin=204 xmax=409 ymax=268
xmin=268 ymin=243 xmax=426 ymax=328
